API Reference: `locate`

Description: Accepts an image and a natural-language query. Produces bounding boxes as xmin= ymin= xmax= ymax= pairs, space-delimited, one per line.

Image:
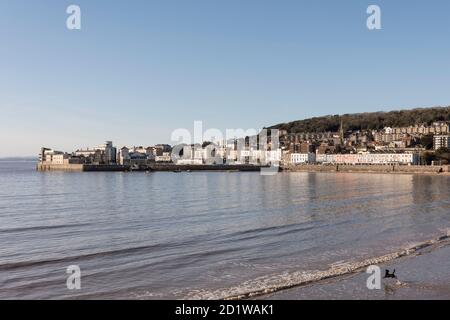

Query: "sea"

xmin=1 ymin=161 xmax=450 ymax=299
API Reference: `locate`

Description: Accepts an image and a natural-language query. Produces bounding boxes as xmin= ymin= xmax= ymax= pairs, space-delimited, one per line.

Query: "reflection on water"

xmin=0 ymin=162 xmax=449 ymax=299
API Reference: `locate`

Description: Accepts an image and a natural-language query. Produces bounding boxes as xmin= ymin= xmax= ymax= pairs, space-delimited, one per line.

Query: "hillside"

xmin=269 ymin=106 xmax=450 ymax=133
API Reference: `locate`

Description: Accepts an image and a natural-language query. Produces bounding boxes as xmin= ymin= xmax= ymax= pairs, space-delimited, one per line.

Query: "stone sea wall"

xmin=36 ymin=163 xmax=263 ymax=172
xmin=283 ymin=164 xmax=450 ymax=174
xmin=148 ymin=164 xmax=263 ymax=172
xmin=36 ymin=163 xmax=129 ymax=172
xmin=37 ymin=163 xmax=85 ymax=172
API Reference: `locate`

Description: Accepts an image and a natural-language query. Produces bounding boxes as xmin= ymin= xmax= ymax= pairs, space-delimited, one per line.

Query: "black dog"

xmin=384 ymin=269 xmax=397 ymax=279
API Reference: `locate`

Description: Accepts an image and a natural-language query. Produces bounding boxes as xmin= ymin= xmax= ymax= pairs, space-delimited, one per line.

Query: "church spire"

xmin=339 ymin=118 xmax=344 ymax=145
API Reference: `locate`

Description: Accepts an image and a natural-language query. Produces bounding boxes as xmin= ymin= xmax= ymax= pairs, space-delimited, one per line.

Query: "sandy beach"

xmin=259 ymin=240 xmax=450 ymax=300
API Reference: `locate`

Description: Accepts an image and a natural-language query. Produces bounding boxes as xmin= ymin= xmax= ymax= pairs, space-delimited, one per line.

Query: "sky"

xmin=1 ymin=0 xmax=450 ymax=157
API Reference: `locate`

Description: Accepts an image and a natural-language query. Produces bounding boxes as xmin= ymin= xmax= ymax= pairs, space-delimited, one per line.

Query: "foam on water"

xmin=184 ymin=232 xmax=450 ymax=300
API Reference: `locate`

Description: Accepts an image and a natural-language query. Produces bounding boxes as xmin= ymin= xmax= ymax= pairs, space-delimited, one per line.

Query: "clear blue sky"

xmin=1 ymin=0 xmax=450 ymax=156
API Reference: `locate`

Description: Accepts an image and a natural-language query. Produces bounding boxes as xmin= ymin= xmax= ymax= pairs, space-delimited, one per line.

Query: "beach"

xmin=259 ymin=238 xmax=450 ymax=300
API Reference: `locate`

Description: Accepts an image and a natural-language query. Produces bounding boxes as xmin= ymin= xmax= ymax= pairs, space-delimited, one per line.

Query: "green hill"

xmin=269 ymin=106 xmax=450 ymax=133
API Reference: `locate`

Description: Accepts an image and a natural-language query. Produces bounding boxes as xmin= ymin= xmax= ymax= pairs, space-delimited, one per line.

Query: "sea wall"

xmin=37 ymin=163 xmax=263 ymax=172
xmin=37 ymin=163 xmax=85 ymax=172
xmin=282 ymin=164 xmax=450 ymax=174
xmin=148 ymin=164 xmax=263 ymax=172
xmin=36 ymin=163 xmax=129 ymax=172
xmin=36 ymin=163 xmax=449 ymax=174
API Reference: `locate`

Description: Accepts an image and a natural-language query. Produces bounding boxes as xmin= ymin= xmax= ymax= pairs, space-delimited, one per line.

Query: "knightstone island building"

xmin=40 ymin=141 xmax=117 ymax=166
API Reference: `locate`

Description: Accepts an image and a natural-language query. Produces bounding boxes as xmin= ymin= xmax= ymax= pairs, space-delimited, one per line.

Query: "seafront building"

xmin=316 ymin=154 xmax=337 ymax=164
xmin=433 ymin=135 xmax=450 ymax=150
xmin=118 ymin=147 xmax=149 ymax=166
xmin=292 ymin=152 xmax=419 ymax=165
xmin=74 ymin=141 xmax=117 ymax=164
xmin=155 ymin=152 xmax=172 ymax=163
xmin=334 ymin=153 xmax=419 ymax=165
xmin=39 ymin=148 xmax=73 ymax=164
xmin=291 ymin=153 xmax=316 ymax=164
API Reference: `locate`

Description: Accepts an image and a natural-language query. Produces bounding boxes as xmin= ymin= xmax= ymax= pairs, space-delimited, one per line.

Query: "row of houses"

xmin=40 ymin=141 xmax=284 ymax=167
xmin=290 ymin=152 xmax=420 ymax=165
xmin=374 ymin=125 xmax=450 ymax=146
xmin=387 ymin=122 xmax=449 ymax=136
xmin=175 ymin=144 xmax=282 ymax=166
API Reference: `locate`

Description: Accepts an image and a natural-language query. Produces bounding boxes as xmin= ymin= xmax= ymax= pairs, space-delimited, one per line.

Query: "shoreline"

xmin=185 ymin=231 xmax=450 ymax=300
xmin=283 ymin=169 xmax=450 ymax=176
xmin=258 ymin=236 xmax=450 ymax=300
xmin=282 ymin=164 xmax=450 ymax=176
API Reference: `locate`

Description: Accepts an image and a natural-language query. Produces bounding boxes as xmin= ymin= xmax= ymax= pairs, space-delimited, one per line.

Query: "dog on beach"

xmin=384 ymin=269 xmax=397 ymax=279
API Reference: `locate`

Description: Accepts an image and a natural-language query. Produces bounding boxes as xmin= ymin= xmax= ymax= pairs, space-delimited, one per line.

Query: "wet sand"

xmin=259 ymin=241 xmax=450 ymax=300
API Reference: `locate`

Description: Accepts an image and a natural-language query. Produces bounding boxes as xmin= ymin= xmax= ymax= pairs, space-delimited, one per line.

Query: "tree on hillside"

xmin=270 ymin=106 xmax=450 ymax=133
xmin=419 ymin=134 xmax=434 ymax=150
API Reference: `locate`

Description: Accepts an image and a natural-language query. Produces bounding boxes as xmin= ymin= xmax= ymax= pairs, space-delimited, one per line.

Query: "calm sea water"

xmin=0 ymin=162 xmax=450 ymax=299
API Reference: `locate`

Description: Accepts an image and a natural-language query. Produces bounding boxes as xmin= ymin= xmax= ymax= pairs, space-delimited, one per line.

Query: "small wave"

xmin=0 ymin=243 xmax=166 ymax=271
xmin=185 ymin=231 xmax=450 ymax=300
xmin=0 ymin=223 xmax=91 ymax=234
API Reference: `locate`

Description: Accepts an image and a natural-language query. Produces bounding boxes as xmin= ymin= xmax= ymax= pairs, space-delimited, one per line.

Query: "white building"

xmin=118 ymin=146 xmax=151 ymax=166
xmin=250 ymin=149 xmax=264 ymax=164
xmin=316 ymin=154 xmax=337 ymax=164
xmin=51 ymin=153 xmax=70 ymax=165
xmin=179 ymin=145 xmax=205 ymax=164
xmin=315 ymin=153 xmax=419 ymax=165
xmin=118 ymin=147 xmax=130 ymax=165
xmin=155 ymin=152 xmax=172 ymax=163
xmin=40 ymin=148 xmax=65 ymax=163
xmin=434 ymin=135 xmax=450 ymax=150
xmin=384 ymin=127 xmax=393 ymax=134
xmin=291 ymin=153 xmax=316 ymax=164
xmin=176 ymin=159 xmax=203 ymax=165
xmin=321 ymin=153 xmax=420 ymax=165
xmin=75 ymin=141 xmax=117 ymax=164
xmin=265 ymin=149 xmax=282 ymax=165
